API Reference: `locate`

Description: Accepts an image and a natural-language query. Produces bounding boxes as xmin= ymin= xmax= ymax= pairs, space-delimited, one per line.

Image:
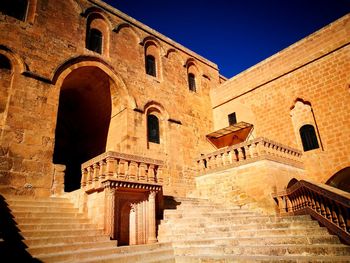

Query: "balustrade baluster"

xmin=156 ymin=166 xmax=163 ymax=183
xmin=106 ymin=157 xmax=115 ymax=179
xmin=320 ymin=200 xmax=327 ymax=218
xmin=81 ymin=168 xmax=87 ymax=188
xmin=93 ymin=163 xmax=100 ymax=188
xmin=138 ymin=163 xmax=147 ymax=182
xmin=237 ymin=147 xmax=245 ymax=161
xmin=338 ymin=211 xmax=347 ymax=231
xmin=148 ymin=164 xmax=156 ymax=183
xmin=87 ymin=166 xmax=93 ymax=186
xmin=315 ymin=197 xmax=321 ymax=214
xmin=99 ymin=160 xmax=106 ymax=181
xmin=331 ymin=205 xmax=339 ymax=225
xmin=128 ymin=161 xmax=138 ymax=181
xmin=325 ymin=203 xmax=332 ymax=220
xmin=310 ymin=193 xmax=316 ymax=210
xmin=118 ymin=159 xmax=127 ymax=180
xmin=244 ymin=145 xmax=251 ymax=159
xmin=250 ymin=143 xmax=258 ymax=158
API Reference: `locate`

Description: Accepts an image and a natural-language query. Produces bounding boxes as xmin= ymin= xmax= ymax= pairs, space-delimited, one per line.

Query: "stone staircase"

xmin=0 ymin=195 xmax=175 ymax=263
xmin=158 ymin=197 xmax=350 ymax=262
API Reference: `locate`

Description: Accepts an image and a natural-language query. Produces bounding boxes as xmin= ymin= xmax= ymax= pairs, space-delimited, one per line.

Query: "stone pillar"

xmin=52 ymin=164 xmax=65 ymax=196
xmin=147 ymin=191 xmax=157 ymax=243
xmin=105 ymin=187 xmax=116 ymax=239
xmin=129 ymin=203 xmax=137 ymax=245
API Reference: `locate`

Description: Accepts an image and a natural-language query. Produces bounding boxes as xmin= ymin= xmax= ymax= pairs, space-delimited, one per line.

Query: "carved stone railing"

xmin=273 ymin=180 xmax=350 ymax=244
xmin=196 ymin=137 xmax=303 ymax=174
xmin=81 ymin=151 xmax=163 ymax=192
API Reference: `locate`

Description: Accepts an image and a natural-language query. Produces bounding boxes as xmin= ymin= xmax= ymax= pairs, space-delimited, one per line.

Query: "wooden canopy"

xmin=206 ymin=121 xmax=253 ymax=149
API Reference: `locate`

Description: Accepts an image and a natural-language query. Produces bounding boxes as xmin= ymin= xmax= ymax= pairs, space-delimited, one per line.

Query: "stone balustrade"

xmin=81 ymin=151 xmax=163 ymax=192
xmin=273 ymin=180 xmax=350 ymax=244
xmin=196 ymin=137 xmax=303 ymax=174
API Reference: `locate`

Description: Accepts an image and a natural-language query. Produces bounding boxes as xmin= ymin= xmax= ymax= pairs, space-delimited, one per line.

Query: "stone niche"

xmin=103 ymin=180 xmax=162 ymax=246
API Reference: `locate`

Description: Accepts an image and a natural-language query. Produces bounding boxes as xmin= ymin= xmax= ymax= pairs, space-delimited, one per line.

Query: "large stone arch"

xmin=52 ymin=57 xmax=137 ymax=191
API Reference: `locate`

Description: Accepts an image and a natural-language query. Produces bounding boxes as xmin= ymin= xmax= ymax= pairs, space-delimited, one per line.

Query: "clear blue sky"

xmin=105 ymin=0 xmax=350 ymax=78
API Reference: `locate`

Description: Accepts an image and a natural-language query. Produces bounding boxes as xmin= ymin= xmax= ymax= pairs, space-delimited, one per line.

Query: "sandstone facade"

xmin=0 ymin=0 xmax=349 ymax=215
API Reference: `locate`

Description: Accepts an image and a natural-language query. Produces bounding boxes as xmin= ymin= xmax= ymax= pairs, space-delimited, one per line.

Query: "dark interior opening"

xmin=326 ymin=167 xmax=350 ymax=193
xmin=53 ymin=66 xmax=111 ymax=192
xmin=0 ymin=0 xmax=28 ymax=21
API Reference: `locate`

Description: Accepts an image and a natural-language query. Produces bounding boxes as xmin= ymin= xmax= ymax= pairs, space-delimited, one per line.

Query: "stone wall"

xmin=0 ymin=0 xmax=219 ymax=196
xmin=211 ymin=14 xmax=350 ymax=184
xmin=195 ymin=160 xmax=305 ymax=213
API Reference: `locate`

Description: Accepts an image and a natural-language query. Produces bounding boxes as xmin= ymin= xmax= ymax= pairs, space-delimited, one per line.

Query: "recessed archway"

xmin=53 ymin=66 xmax=112 ymax=192
xmin=326 ymin=167 xmax=350 ymax=193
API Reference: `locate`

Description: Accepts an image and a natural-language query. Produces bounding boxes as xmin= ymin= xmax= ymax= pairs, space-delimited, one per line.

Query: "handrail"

xmin=196 ymin=137 xmax=303 ymax=175
xmin=273 ymin=179 xmax=350 ymax=244
xmin=81 ymin=151 xmax=164 ymax=192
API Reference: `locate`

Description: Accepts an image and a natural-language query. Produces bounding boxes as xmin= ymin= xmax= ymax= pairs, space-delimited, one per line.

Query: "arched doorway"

xmin=326 ymin=167 xmax=350 ymax=193
xmin=53 ymin=66 xmax=112 ymax=192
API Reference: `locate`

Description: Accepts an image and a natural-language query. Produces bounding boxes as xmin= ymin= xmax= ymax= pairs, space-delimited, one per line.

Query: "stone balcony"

xmin=196 ymin=137 xmax=303 ymax=175
xmin=194 ymin=137 xmax=305 ymax=213
xmin=81 ymin=151 xmax=164 ymax=193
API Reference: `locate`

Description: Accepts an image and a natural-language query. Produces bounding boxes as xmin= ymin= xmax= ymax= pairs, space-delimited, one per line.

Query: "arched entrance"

xmin=53 ymin=66 xmax=112 ymax=192
xmin=326 ymin=167 xmax=350 ymax=193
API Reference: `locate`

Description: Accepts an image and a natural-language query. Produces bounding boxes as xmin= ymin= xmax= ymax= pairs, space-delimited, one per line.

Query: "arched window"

xmin=188 ymin=73 xmax=196 ymax=92
xmin=299 ymin=124 xmax=319 ymax=151
xmin=145 ymin=55 xmax=156 ymax=77
xmin=147 ymin=114 xmax=159 ymax=144
xmin=87 ymin=28 xmax=103 ymax=54
xmin=0 ymin=0 xmax=28 ymax=21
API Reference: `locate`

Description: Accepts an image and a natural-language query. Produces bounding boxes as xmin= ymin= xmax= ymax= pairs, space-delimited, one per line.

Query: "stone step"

xmin=159 ymin=220 xmax=319 ymax=232
xmin=77 ymin=249 xmax=175 ymax=263
xmin=38 ymin=242 xmax=174 ymax=263
xmin=174 ymin=244 xmax=350 ymax=256
xmin=6 ymin=200 xmax=74 ymax=208
xmin=12 ymin=211 xmax=86 ymax=218
xmin=15 ymin=216 xmax=90 ymax=224
xmin=163 ymin=211 xmax=259 ymax=219
xmin=10 ymin=205 xmax=78 ymax=213
xmin=170 ymin=235 xmax=341 ymax=247
xmin=24 ymin=234 xmax=111 ymax=247
xmin=28 ymin=240 xmax=116 ymax=256
xmin=175 ymin=255 xmax=350 ymax=262
xmin=19 ymin=223 xmax=99 ymax=231
xmin=158 ymin=227 xmax=329 ymax=242
xmin=161 ymin=214 xmax=313 ymax=225
xmin=4 ymin=195 xmax=69 ymax=203
xmin=163 ymin=208 xmax=253 ymax=215
xmin=21 ymin=228 xmax=105 ymax=238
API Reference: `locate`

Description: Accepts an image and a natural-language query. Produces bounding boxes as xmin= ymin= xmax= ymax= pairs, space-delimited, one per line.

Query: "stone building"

xmin=0 ymin=0 xmax=350 ymax=262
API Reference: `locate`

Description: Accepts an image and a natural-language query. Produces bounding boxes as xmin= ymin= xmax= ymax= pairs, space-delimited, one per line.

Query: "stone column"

xmin=129 ymin=203 xmax=137 ymax=245
xmin=147 ymin=191 xmax=157 ymax=243
xmin=105 ymin=187 xmax=116 ymax=239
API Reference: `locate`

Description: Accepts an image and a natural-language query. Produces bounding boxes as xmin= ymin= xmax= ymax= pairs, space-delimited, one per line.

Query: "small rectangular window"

xmin=228 ymin=112 xmax=237 ymax=126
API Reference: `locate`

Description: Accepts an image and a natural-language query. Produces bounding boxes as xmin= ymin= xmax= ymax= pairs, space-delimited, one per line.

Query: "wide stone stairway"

xmin=158 ymin=197 xmax=350 ymax=262
xmin=2 ymin=194 xmax=350 ymax=262
xmin=0 ymin=195 xmax=175 ymax=263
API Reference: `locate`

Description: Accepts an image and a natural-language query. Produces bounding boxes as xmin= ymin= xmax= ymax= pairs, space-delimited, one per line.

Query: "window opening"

xmin=228 ymin=112 xmax=237 ymax=126
xmin=0 ymin=0 xmax=28 ymax=21
xmin=188 ymin=73 xmax=196 ymax=92
xmin=299 ymin=124 xmax=319 ymax=151
xmin=145 ymin=55 xmax=156 ymax=77
xmin=87 ymin=28 xmax=102 ymax=54
xmin=147 ymin=114 xmax=159 ymax=144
